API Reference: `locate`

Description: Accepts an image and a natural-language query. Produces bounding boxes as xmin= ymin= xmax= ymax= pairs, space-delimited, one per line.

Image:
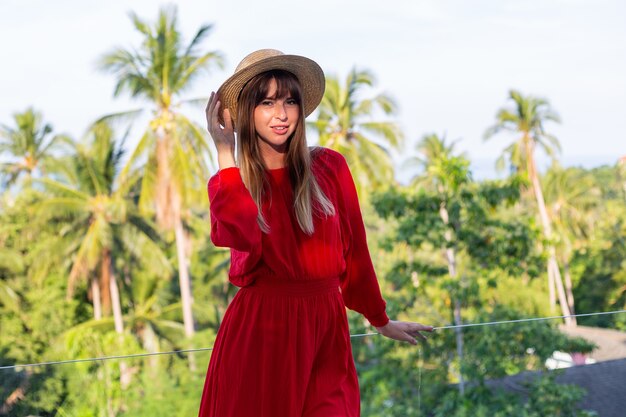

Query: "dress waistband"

xmin=242 ymin=275 xmax=341 ymax=297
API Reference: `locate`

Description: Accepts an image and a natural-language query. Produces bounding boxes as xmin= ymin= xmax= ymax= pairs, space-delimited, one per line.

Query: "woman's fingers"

xmin=403 ymin=324 xmax=428 ymax=342
xmin=223 ymin=108 xmax=233 ymax=133
xmin=205 ymin=93 xmax=236 ymax=154
xmin=412 ymin=331 xmax=428 ymax=342
xmin=404 ymin=334 xmax=418 ymax=345
xmin=206 ymin=92 xmax=215 ymax=115
xmin=411 ymin=322 xmax=434 ymax=332
xmin=206 ymin=92 xmax=217 ymax=131
xmin=206 ymin=92 xmax=223 ymax=129
xmin=205 ymin=92 xmax=213 ymax=112
xmin=205 ymin=93 xmax=225 ymax=133
xmin=210 ymin=98 xmax=221 ymax=131
xmin=377 ymin=320 xmax=433 ymax=345
xmin=389 ymin=326 xmax=415 ymax=345
xmin=206 ymin=91 xmax=234 ymax=132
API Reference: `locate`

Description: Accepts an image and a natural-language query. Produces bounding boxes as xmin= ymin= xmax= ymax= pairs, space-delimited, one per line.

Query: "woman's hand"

xmin=375 ymin=320 xmax=434 ymax=345
xmin=206 ymin=92 xmax=236 ymax=169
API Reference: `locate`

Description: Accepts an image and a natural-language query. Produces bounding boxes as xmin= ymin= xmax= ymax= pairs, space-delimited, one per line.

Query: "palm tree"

xmin=64 ymin=270 xmax=186 ymax=373
xmin=311 ymin=68 xmax=403 ymax=196
xmin=38 ymin=122 xmax=168 ymax=313
xmin=35 ymin=122 xmax=170 ymax=384
xmin=0 ymin=107 xmax=69 ymax=188
xmin=98 ymin=5 xmax=223 ymax=338
xmin=405 ymin=133 xmax=465 ymax=186
xmin=410 ymin=133 xmax=471 ymax=394
xmin=484 ymin=90 xmax=561 ymax=175
xmin=543 ymin=164 xmax=599 ymax=315
xmin=485 ymin=90 xmax=574 ymax=325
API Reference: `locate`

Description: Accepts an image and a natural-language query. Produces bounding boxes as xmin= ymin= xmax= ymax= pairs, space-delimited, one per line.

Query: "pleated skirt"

xmin=198 ymin=275 xmax=360 ymax=417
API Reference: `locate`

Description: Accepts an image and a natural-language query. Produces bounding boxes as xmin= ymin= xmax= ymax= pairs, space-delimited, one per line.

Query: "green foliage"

xmin=363 ymin=138 xmax=604 ymax=416
xmin=98 ymin=5 xmax=223 ymax=105
xmin=484 ymin=89 xmax=561 ymax=174
xmin=2 ymin=10 xmax=624 ymax=417
xmin=120 ymin=349 xmax=211 ymax=417
xmin=372 ymin=171 xmax=538 ymax=276
xmin=311 ymin=68 xmax=403 ymax=197
xmin=0 ymin=107 xmax=70 ymax=189
xmin=571 ymin=209 xmax=626 ymax=329
xmin=462 ymin=306 xmax=595 ymax=380
xmin=433 ymin=375 xmax=597 ymax=417
xmin=98 ymin=4 xmax=220 ymax=212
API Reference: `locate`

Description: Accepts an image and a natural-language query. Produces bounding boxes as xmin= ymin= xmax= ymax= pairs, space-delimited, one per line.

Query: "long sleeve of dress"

xmin=207 ymin=167 xmax=263 ymax=287
xmin=333 ymin=152 xmax=390 ymax=328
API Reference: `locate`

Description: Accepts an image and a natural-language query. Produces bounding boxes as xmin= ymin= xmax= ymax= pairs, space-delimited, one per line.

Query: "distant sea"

xmin=396 ymin=154 xmax=620 ymax=185
xmin=472 ymin=154 xmax=620 ymax=180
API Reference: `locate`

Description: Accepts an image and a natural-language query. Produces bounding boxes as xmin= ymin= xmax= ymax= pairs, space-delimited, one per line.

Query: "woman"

xmin=199 ymin=49 xmax=432 ymax=417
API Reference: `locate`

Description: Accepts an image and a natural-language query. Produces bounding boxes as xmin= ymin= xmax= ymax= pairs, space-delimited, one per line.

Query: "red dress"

xmin=198 ymin=147 xmax=389 ymax=417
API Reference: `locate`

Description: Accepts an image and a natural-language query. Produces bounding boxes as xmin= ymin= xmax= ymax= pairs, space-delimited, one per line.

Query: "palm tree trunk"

xmin=547 ymin=250 xmax=574 ymax=325
xmin=140 ymin=324 xmax=161 ymax=373
xmin=155 ymin=115 xmax=196 ymax=369
xmin=175 ymin=218 xmax=195 ymax=338
xmin=172 ymin=187 xmax=196 ymax=371
xmin=172 ymin=188 xmax=195 ymax=338
xmin=91 ymin=277 xmax=102 ymax=320
xmin=109 ymin=270 xmax=124 ymax=334
xmin=101 ymin=262 xmax=112 ymax=317
xmin=104 ymin=251 xmax=132 ymax=388
xmin=548 ymin=268 xmax=556 ymax=308
xmin=154 ymin=121 xmax=195 ymax=336
xmin=562 ymin=240 xmax=576 ymax=315
xmin=439 ymin=203 xmax=465 ymax=394
xmin=155 ymin=125 xmax=174 ymax=230
xmin=563 ymin=259 xmax=576 ymax=315
xmin=526 ymin=148 xmax=575 ymax=326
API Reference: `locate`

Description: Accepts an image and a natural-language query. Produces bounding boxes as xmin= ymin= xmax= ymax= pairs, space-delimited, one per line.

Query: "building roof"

xmin=559 ymin=325 xmax=626 ymax=362
xmin=486 ymin=358 xmax=626 ymax=417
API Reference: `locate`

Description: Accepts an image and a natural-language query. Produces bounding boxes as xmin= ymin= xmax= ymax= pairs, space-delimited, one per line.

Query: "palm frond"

xmin=175 ymin=114 xmax=213 ymax=173
xmin=314 ymin=69 xmax=402 ymax=193
xmin=37 ymin=178 xmax=90 ymax=200
xmin=178 ymin=97 xmax=209 ymax=108
xmin=0 ymin=281 xmax=21 ymax=313
xmin=137 ymin=152 xmax=158 ymax=216
xmin=359 ymin=121 xmax=403 ymax=149
xmin=93 ymin=108 xmax=144 ymax=126
xmin=184 ymin=24 xmax=213 ymax=56
xmin=176 ymin=52 xmax=223 ymax=92
xmin=118 ymin=129 xmax=155 ymax=184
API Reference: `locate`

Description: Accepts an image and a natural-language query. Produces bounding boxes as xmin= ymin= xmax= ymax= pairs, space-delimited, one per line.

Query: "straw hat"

xmin=215 ymin=49 xmax=325 ymax=125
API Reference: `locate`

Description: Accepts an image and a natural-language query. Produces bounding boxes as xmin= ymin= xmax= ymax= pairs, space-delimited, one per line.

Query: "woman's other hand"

xmin=375 ymin=320 xmax=434 ymax=345
xmin=206 ymin=92 xmax=236 ymax=169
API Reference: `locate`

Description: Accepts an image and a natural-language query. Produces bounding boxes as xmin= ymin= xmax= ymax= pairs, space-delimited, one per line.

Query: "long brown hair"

xmin=236 ymin=70 xmax=334 ymax=235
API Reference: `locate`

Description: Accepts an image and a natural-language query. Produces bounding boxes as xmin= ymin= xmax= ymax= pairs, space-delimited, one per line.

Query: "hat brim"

xmin=215 ymin=54 xmax=325 ymax=126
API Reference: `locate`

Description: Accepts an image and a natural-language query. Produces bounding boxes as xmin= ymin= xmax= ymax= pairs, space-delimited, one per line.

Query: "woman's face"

xmin=253 ymin=78 xmax=299 ymax=152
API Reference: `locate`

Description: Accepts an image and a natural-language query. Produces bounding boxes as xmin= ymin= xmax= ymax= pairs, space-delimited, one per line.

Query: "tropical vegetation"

xmin=2 ymin=5 xmax=625 ymax=417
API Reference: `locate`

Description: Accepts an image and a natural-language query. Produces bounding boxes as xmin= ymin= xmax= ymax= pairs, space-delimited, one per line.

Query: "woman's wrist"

xmin=217 ymin=149 xmax=236 ymax=170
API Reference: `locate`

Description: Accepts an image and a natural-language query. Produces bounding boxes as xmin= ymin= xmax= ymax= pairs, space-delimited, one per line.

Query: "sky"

xmin=1 ymin=0 xmax=625 ymax=181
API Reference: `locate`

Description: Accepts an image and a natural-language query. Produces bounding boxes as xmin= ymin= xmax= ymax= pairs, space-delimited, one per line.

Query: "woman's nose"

xmin=274 ymin=102 xmax=287 ymax=120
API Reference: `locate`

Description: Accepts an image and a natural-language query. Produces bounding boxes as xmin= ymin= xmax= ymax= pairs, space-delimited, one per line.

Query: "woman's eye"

xmin=286 ymin=99 xmax=297 ymax=105
xmin=261 ymin=100 xmax=273 ymax=106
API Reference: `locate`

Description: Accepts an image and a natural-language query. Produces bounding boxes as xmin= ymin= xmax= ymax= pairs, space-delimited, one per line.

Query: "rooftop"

xmin=560 ymin=325 xmax=626 ymax=362
xmin=487 ymin=358 xmax=626 ymax=417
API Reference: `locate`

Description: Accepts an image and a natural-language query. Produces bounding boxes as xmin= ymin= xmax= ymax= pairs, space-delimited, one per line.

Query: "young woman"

xmin=199 ymin=49 xmax=432 ymax=417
